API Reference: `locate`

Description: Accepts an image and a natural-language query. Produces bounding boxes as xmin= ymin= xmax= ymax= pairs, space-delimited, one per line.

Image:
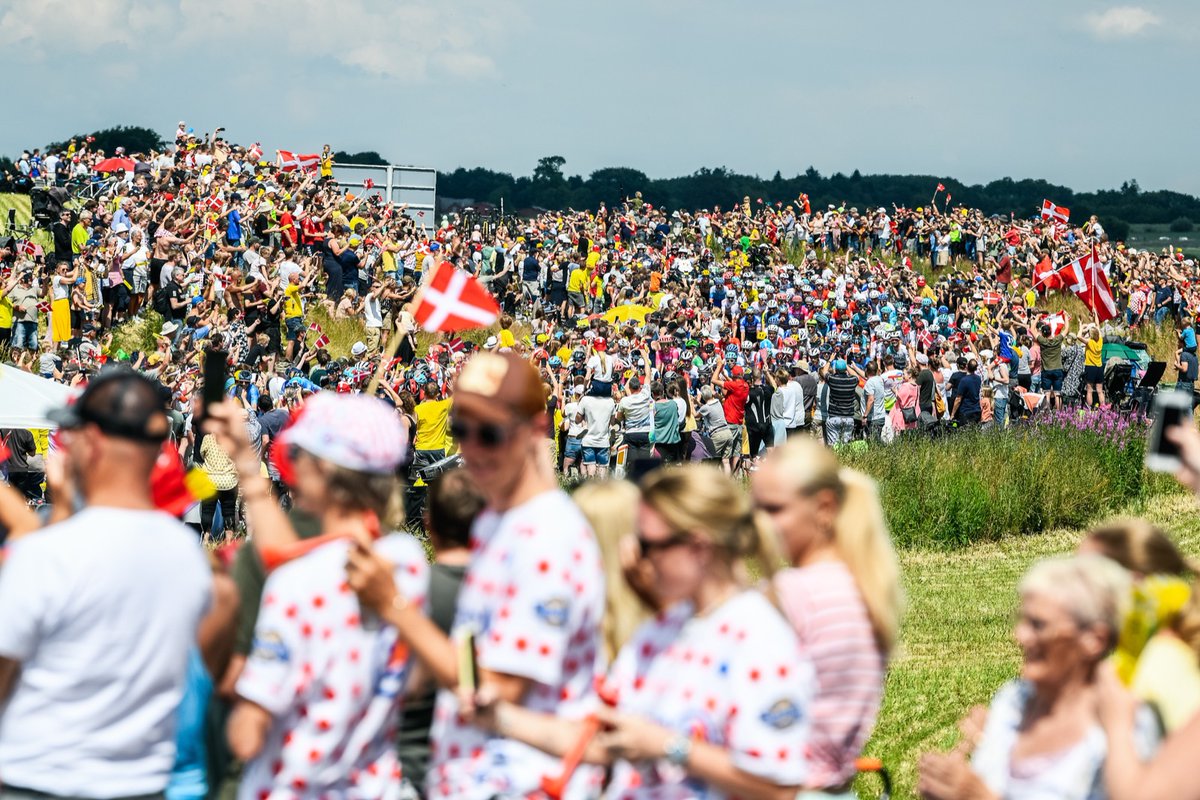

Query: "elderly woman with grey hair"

xmin=919 ymin=555 xmax=1160 ymax=800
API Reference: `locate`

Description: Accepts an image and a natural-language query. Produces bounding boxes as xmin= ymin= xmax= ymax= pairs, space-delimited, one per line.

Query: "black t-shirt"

xmin=1181 ymin=351 xmax=1199 ymax=383
xmin=1 ymin=429 xmax=37 ymax=473
xmin=52 ymin=222 xmax=72 ymax=257
xmin=917 ymin=368 xmax=937 ymax=413
xmin=745 ymin=384 xmax=773 ymax=429
xmin=825 ymin=373 xmax=859 ymax=417
xmin=158 ymin=280 xmax=185 ymax=320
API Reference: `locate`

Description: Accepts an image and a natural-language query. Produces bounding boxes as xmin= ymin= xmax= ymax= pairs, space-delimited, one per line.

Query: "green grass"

xmin=862 ymin=493 xmax=1200 ymax=799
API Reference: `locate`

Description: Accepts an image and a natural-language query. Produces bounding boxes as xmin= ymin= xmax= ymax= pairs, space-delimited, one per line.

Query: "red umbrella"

xmin=92 ymin=157 xmax=136 ymax=173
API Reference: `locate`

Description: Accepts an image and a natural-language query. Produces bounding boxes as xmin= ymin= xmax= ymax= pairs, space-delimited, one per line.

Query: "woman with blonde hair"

xmin=923 ymin=554 xmax=1160 ymax=799
xmin=473 ymin=464 xmax=816 ymax=799
xmin=572 ymin=479 xmax=648 ymax=661
xmin=1083 ymin=322 xmax=1106 ymax=407
xmin=1080 ymin=519 xmax=1200 ymax=732
xmin=752 ymin=438 xmax=903 ymax=796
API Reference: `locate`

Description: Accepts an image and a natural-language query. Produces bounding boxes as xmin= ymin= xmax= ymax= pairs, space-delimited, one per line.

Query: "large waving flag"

xmin=414 ymin=262 xmax=501 ymax=332
xmin=1057 ymin=246 xmax=1117 ymax=322
xmin=277 ymin=150 xmax=320 ymax=172
xmin=1041 ymin=200 xmax=1070 ymax=223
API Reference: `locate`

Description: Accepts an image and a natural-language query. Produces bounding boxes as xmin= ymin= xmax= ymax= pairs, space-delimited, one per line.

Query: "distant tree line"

xmin=440 ymin=156 xmax=1200 ymax=240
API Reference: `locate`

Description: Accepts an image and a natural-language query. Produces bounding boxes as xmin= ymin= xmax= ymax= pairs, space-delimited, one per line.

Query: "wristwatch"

xmin=663 ymin=734 xmax=692 ymax=767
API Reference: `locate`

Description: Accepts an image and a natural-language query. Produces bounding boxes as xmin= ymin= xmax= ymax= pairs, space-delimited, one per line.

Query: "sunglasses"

xmin=637 ymin=531 xmax=694 ymax=556
xmin=449 ymin=418 xmax=515 ymax=449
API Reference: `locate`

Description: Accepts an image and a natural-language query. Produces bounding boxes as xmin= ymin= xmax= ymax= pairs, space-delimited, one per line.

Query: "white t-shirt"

xmin=618 ymin=385 xmax=654 ymax=434
xmin=0 ymin=507 xmax=211 ymax=797
xmin=586 ymin=353 xmax=614 ymax=382
xmin=578 ymin=395 xmax=615 ymax=448
xmin=363 ymin=294 xmax=383 ymax=328
xmin=606 ymin=591 xmax=815 ymax=798
xmin=278 ymin=260 xmax=302 ymax=284
xmin=428 ymin=490 xmax=606 ymax=800
xmin=562 ymin=399 xmax=585 ymax=438
xmin=237 ymin=534 xmax=428 ymax=800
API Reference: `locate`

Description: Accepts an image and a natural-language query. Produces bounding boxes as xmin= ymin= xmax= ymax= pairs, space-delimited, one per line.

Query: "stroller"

xmin=1104 ymin=358 xmax=1165 ymax=414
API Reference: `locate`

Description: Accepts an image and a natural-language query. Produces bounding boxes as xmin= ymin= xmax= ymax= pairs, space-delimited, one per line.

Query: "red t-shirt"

xmin=720 ymin=378 xmax=750 ymax=424
xmin=278 ymin=212 xmax=296 ymax=247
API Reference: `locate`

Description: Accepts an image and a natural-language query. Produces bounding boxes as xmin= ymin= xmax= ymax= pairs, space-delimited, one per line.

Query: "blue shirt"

xmin=956 ymin=373 xmax=982 ymax=416
xmin=227 ymin=208 xmax=243 ymax=242
xmin=1184 ymin=326 xmax=1197 ymax=349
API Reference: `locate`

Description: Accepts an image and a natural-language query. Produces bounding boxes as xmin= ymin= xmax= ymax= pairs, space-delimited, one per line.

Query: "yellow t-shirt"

xmin=586 ymin=251 xmax=601 ymax=271
xmin=413 ymin=398 xmax=452 ymax=451
xmin=1131 ymin=633 xmax=1200 ymax=732
xmin=0 ymin=294 xmax=12 ymax=329
xmin=284 ymin=283 xmax=303 ymax=319
xmin=498 ymin=329 xmax=516 ymax=349
xmin=1085 ymin=337 xmax=1103 ymax=367
xmin=567 ymin=267 xmax=589 ymax=294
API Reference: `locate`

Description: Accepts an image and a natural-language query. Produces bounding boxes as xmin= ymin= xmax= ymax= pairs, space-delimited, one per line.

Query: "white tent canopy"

xmin=0 ymin=364 xmax=75 ymax=430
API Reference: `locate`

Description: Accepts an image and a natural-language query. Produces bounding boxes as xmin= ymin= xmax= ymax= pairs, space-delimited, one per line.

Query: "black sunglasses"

xmin=637 ymin=531 xmax=694 ymax=556
xmin=449 ymin=418 xmax=514 ymax=449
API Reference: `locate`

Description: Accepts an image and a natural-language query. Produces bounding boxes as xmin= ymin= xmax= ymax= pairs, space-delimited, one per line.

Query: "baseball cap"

xmin=283 ymin=393 xmax=408 ymax=474
xmin=48 ymin=367 xmax=171 ymax=443
xmin=730 ymin=365 xmax=744 ymax=377
xmin=452 ymin=352 xmax=546 ymax=425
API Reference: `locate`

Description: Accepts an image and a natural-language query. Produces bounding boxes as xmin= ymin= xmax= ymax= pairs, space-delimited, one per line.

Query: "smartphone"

xmin=457 ymin=629 xmax=480 ymax=694
xmin=201 ymin=349 xmax=228 ymax=420
xmin=1147 ymin=390 xmax=1191 ymax=472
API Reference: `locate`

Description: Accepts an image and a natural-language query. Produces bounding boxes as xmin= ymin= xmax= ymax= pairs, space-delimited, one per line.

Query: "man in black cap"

xmin=0 ymin=367 xmax=212 ymax=800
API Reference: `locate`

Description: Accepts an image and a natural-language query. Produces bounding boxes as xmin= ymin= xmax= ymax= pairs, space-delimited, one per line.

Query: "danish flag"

xmin=36 ymin=300 xmax=52 ymax=314
xmin=1057 ymin=246 xmax=1117 ymax=322
xmin=1041 ymin=200 xmax=1070 ymax=224
xmin=247 ymin=143 xmax=263 ymax=161
xmin=308 ymin=322 xmax=330 ymax=349
xmin=1042 ymin=312 xmax=1071 ymax=336
xmin=414 ymin=262 xmax=500 ymax=333
xmin=277 ymin=150 xmax=320 ymax=172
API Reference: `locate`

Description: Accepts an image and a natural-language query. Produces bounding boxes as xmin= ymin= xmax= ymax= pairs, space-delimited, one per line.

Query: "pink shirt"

xmin=774 ymin=562 xmax=885 ymax=789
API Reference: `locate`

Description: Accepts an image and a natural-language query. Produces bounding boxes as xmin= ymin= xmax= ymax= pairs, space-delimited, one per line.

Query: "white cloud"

xmin=0 ymin=0 xmax=509 ymax=81
xmin=1084 ymin=6 xmax=1162 ymax=39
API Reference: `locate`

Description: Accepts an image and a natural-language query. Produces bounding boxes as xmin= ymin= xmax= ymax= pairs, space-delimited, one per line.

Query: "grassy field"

xmin=862 ymin=493 xmax=1200 ymax=799
xmin=1127 ymin=222 xmax=1200 ymax=258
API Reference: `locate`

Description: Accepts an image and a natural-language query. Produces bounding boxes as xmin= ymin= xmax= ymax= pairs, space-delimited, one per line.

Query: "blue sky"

xmin=0 ymin=0 xmax=1196 ymax=194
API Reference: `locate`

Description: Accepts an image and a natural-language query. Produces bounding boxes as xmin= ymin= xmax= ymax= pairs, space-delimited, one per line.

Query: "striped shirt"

xmin=774 ymin=561 xmax=885 ymax=788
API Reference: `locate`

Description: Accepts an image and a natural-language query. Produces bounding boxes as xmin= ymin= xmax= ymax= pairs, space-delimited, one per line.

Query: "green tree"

xmin=1170 ymin=217 xmax=1194 ymax=233
xmin=533 ymin=155 xmax=566 ymax=185
xmin=333 ymin=150 xmax=389 ymax=165
xmin=46 ymin=125 xmax=165 ymax=155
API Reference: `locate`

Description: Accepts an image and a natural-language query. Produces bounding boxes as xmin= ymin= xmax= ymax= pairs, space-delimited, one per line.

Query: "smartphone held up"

xmin=1146 ymin=389 xmax=1194 ymax=473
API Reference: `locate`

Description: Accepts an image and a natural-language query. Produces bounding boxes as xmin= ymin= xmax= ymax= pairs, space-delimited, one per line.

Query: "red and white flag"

xmin=414 ymin=262 xmax=500 ymax=333
xmin=36 ymin=300 xmax=51 ymax=314
xmin=1041 ymin=200 xmax=1070 ymax=224
xmin=982 ymin=290 xmax=1004 ymax=305
xmin=936 ymin=183 xmax=945 ymax=193
xmin=277 ymin=150 xmax=320 ymax=172
xmin=1042 ymin=312 xmax=1071 ymax=336
xmin=308 ymin=322 xmax=330 ymax=349
xmin=1057 ymin=246 xmax=1117 ymax=322
xmin=1033 ymin=261 xmax=1062 ymax=293
xmin=363 ymin=178 xmax=375 ymax=190
xmin=247 ymin=143 xmax=263 ymax=161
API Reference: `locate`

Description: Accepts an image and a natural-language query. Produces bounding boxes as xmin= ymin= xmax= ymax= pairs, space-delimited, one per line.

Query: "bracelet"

xmin=664 ymin=734 xmax=692 ymax=767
